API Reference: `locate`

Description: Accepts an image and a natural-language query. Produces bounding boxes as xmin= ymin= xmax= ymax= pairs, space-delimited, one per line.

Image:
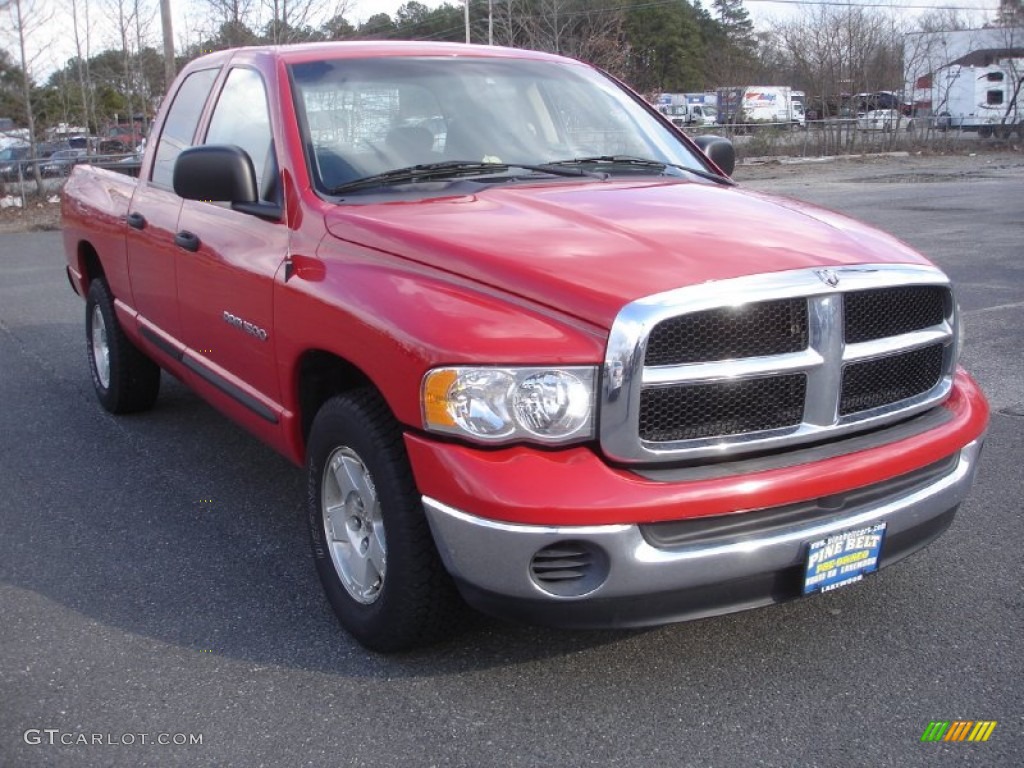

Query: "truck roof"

xmin=190 ymin=41 xmax=578 ymax=69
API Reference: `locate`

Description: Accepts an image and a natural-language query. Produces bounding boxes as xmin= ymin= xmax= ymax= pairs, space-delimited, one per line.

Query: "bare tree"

xmin=771 ymin=6 xmax=904 ymax=152
xmin=99 ymin=0 xmax=155 ymax=143
xmin=70 ymin=0 xmax=99 ymax=133
xmin=996 ymin=0 xmax=1024 ymax=27
xmin=262 ymin=0 xmax=318 ymax=43
xmin=210 ymin=0 xmax=253 ymax=27
xmin=1 ymin=0 xmax=53 ymax=195
xmin=903 ymin=18 xmax=983 ymax=144
xmin=492 ymin=0 xmax=531 ymax=48
xmin=989 ymin=26 xmax=1024 ymax=137
xmin=132 ymin=0 xmax=157 ymax=111
xmin=549 ymin=2 xmax=625 ymax=72
xmin=200 ymin=0 xmax=257 ymax=47
xmin=493 ymin=0 xmax=625 ymax=72
xmin=104 ymin=0 xmax=137 ymax=139
xmin=530 ymin=0 xmax=575 ymax=54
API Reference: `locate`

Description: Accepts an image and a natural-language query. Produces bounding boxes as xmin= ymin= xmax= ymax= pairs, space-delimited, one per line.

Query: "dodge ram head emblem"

xmin=815 ymin=269 xmax=840 ymax=288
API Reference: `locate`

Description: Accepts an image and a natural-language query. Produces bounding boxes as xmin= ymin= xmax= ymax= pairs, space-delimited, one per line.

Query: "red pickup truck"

xmin=63 ymin=42 xmax=988 ymax=652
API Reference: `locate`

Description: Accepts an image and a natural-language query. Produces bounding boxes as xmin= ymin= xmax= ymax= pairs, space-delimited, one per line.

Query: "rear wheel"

xmin=306 ymin=389 xmax=465 ymax=652
xmin=85 ymin=279 xmax=160 ymax=413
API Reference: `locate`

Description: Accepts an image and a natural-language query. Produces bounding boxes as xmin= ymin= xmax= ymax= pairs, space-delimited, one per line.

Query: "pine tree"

xmin=713 ymin=0 xmax=755 ymax=50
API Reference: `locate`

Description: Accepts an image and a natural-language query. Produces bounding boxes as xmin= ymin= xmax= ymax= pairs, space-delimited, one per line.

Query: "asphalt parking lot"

xmin=1 ymin=154 xmax=1022 ymax=767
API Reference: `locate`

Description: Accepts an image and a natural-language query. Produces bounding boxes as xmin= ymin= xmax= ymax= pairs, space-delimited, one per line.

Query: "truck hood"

xmin=323 ymin=179 xmax=929 ymax=329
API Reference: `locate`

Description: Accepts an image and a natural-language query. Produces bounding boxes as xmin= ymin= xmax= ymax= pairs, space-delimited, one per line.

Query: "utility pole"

xmin=160 ymin=0 xmax=175 ymax=89
xmin=488 ymin=0 xmax=493 ymax=45
xmin=464 ymin=0 xmax=470 ymax=43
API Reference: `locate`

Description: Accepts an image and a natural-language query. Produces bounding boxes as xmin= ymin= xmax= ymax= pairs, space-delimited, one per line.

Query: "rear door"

xmin=126 ymin=67 xmax=219 ymax=339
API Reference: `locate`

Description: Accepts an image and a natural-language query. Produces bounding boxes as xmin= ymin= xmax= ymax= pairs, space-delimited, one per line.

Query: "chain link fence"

xmin=0 ymin=153 xmax=140 ymax=209
xmin=682 ymin=117 xmax=1022 ymax=163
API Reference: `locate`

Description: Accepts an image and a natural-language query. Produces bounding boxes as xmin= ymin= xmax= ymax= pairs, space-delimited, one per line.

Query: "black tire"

xmin=306 ymin=389 xmax=466 ymax=652
xmin=85 ymin=278 xmax=160 ymax=413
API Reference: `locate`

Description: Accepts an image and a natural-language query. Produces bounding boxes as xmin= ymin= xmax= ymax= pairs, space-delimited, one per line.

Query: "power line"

xmin=741 ymin=0 xmax=997 ymax=10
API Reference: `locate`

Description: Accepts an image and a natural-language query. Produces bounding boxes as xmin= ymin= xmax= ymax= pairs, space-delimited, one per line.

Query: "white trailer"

xmin=932 ymin=59 xmax=1023 ymax=137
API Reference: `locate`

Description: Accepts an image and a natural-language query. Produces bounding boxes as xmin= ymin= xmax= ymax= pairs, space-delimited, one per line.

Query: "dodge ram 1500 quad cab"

xmin=63 ymin=42 xmax=988 ymax=652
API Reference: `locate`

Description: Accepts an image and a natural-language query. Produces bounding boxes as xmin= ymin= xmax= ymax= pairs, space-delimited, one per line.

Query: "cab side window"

xmin=151 ymin=68 xmax=219 ymax=188
xmin=205 ymin=68 xmax=275 ymax=201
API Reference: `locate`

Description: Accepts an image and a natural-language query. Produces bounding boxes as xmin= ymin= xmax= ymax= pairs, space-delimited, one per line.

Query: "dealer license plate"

xmin=803 ymin=522 xmax=886 ymax=595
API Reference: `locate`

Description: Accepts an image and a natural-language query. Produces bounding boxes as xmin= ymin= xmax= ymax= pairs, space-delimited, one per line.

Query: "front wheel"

xmin=85 ymin=279 xmax=160 ymax=413
xmin=306 ymin=389 xmax=465 ymax=652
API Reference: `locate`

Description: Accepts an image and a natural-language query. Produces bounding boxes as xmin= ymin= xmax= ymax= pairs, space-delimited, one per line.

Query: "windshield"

xmin=289 ymin=56 xmax=710 ymax=194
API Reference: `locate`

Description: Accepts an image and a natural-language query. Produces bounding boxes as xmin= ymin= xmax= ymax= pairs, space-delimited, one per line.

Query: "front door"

xmin=174 ymin=66 xmax=287 ymax=409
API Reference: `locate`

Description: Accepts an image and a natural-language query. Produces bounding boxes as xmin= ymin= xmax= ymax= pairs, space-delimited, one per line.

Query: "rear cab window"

xmin=150 ymin=68 xmax=220 ymax=188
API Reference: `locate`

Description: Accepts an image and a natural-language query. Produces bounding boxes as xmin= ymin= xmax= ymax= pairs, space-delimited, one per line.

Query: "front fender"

xmin=274 ymin=238 xmax=607 ymax=432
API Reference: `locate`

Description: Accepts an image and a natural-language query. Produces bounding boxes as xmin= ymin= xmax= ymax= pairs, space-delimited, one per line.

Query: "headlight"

xmin=422 ymin=366 xmax=596 ymax=444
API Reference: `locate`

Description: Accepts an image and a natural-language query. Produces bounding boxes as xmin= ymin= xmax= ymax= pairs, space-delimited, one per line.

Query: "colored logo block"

xmin=921 ymin=721 xmax=997 ymax=742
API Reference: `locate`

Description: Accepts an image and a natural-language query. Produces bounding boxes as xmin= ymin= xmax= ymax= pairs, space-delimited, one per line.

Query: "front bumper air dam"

xmin=421 ymin=438 xmax=984 ymax=629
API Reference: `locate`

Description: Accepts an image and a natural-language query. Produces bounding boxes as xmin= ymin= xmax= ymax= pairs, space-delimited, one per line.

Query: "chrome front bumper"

xmin=421 ymin=438 xmax=984 ymax=628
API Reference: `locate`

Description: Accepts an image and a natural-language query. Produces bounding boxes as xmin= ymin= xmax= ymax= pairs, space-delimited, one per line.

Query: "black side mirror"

xmin=692 ymin=135 xmax=736 ymax=177
xmin=173 ymin=145 xmax=258 ymax=203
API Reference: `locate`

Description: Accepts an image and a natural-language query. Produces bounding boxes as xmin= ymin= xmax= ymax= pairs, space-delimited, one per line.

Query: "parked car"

xmin=41 ymin=148 xmax=87 ymax=176
xmin=857 ymin=109 xmax=900 ymax=132
xmin=0 ymin=145 xmax=32 ymax=180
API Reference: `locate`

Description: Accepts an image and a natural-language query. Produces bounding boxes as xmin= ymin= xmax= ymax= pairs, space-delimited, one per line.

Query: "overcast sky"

xmin=343 ymin=0 xmax=1001 ymax=27
xmin=7 ymin=0 xmax=1006 ymax=82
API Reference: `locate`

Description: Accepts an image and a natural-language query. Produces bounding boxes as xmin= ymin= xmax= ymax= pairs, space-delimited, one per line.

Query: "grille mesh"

xmin=640 ymin=374 xmax=806 ymax=442
xmin=844 ymin=286 xmax=946 ymax=343
xmin=840 ymin=344 xmax=945 ymax=416
xmin=645 ymin=298 xmax=808 ymax=366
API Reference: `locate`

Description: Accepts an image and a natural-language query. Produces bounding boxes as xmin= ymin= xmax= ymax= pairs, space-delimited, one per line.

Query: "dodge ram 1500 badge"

xmin=62 ymin=42 xmax=988 ymax=652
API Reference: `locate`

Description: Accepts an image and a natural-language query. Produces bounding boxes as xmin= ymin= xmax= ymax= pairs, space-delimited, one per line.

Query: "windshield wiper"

xmin=326 ymin=160 xmax=603 ymax=195
xmin=543 ymin=155 xmax=734 ymax=186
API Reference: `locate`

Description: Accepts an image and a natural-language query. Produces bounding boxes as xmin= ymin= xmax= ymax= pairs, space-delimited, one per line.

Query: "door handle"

xmin=174 ymin=230 xmax=200 ymax=252
xmin=126 ymin=212 xmax=146 ymax=230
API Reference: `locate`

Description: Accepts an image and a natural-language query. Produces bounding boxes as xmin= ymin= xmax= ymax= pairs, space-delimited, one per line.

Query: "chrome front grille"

xmin=601 ymin=265 xmax=957 ymax=464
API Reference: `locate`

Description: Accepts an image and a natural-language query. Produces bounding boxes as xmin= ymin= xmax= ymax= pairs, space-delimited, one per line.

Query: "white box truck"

xmin=716 ymin=86 xmax=804 ymax=128
xmin=656 ymin=93 xmax=718 ymax=127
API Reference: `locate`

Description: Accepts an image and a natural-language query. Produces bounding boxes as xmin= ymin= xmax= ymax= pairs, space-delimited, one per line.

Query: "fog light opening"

xmin=529 ymin=540 xmax=610 ymax=597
